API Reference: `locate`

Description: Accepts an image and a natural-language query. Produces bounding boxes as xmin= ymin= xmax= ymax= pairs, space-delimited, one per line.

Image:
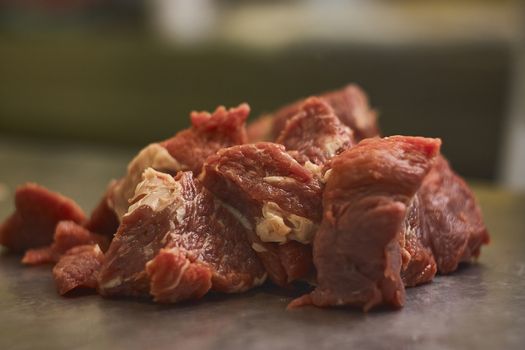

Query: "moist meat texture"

xmin=201 ymin=142 xmax=323 ymax=285
xmin=400 ymin=196 xmax=438 ymax=287
xmin=22 ymin=221 xmax=109 ymax=265
xmin=290 ymin=136 xmax=441 ymax=311
xmin=98 ymin=169 xmax=265 ymax=302
xmin=276 ymin=97 xmax=354 ymax=166
xmin=162 ymin=103 xmax=249 ymax=175
xmin=269 ymin=84 xmax=378 ymax=141
xmin=0 ymin=184 xmax=86 ymax=253
xmin=419 ymin=155 xmax=490 ymax=274
xmin=53 ymin=244 xmax=105 ymax=295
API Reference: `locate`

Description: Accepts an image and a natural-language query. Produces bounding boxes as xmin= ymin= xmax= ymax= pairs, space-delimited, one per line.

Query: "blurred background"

xmin=1 ymin=0 xmax=524 ymax=199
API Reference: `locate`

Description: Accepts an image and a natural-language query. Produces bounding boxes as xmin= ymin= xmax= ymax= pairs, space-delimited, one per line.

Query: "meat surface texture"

xmin=0 ymin=184 xmax=86 ymax=253
xmin=161 ymin=103 xmax=249 ymax=175
xmin=269 ymin=84 xmax=379 ymax=141
xmin=290 ymin=136 xmax=441 ymax=311
xmin=400 ymin=196 xmax=438 ymax=287
xmin=53 ymin=244 xmax=105 ymax=295
xmin=22 ymin=220 xmax=109 ymax=265
xmin=276 ymin=97 xmax=354 ymax=166
xmin=98 ymin=169 xmax=265 ymax=302
xmin=419 ymin=155 xmax=490 ymax=274
xmin=201 ymin=142 xmax=323 ymax=285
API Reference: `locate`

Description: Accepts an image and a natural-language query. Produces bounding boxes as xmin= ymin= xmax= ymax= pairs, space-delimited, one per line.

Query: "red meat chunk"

xmin=276 ymin=97 xmax=354 ymax=166
xmin=0 ymin=184 xmax=86 ymax=253
xmin=200 ymin=143 xmax=323 ymax=286
xmin=161 ymin=103 xmax=250 ymax=174
xmin=419 ymin=155 xmax=490 ymax=274
xmin=269 ymin=84 xmax=379 ymax=141
xmin=22 ymin=220 xmax=109 ymax=265
xmin=98 ymin=169 xmax=265 ymax=302
xmin=290 ymin=136 xmax=441 ymax=311
xmin=53 ymin=244 xmax=104 ymax=295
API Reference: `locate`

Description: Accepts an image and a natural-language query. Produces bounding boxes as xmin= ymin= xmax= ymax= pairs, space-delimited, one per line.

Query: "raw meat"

xmin=22 ymin=220 xmax=109 ymax=265
xmin=247 ymin=115 xmax=273 ymax=142
xmin=53 ymin=244 xmax=105 ymax=295
xmin=400 ymin=196 xmax=437 ymax=287
xmin=269 ymin=84 xmax=378 ymax=141
xmin=276 ymin=97 xmax=354 ymax=166
xmin=200 ymin=142 xmax=323 ymax=285
xmin=161 ymin=103 xmax=249 ymax=174
xmin=419 ymin=155 xmax=490 ymax=274
xmin=290 ymin=136 xmax=441 ymax=311
xmin=98 ymin=169 xmax=265 ymax=302
xmin=84 ymin=184 xmax=120 ymax=237
xmin=0 ymin=184 xmax=86 ymax=253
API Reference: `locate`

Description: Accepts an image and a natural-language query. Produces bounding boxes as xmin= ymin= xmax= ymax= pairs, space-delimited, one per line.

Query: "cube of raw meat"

xmin=96 ymin=104 xmax=250 ymax=227
xmin=419 ymin=155 xmax=490 ymax=274
xmin=0 ymin=184 xmax=86 ymax=253
xmin=22 ymin=220 xmax=109 ymax=265
xmin=290 ymin=136 xmax=441 ymax=311
xmin=200 ymin=142 xmax=323 ymax=286
xmin=276 ymin=97 xmax=354 ymax=166
xmin=98 ymin=169 xmax=265 ymax=302
xmin=53 ymin=244 xmax=105 ymax=295
xmin=269 ymin=84 xmax=379 ymax=141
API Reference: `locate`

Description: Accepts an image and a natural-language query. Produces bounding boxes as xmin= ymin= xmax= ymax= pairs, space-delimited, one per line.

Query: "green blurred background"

xmin=1 ymin=0 xmax=524 ymax=190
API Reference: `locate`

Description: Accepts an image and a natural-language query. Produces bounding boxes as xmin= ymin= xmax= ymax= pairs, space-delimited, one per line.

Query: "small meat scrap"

xmin=53 ymin=244 xmax=104 ymax=295
xmin=201 ymin=143 xmax=323 ymax=285
xmin=0 ymin=184 xmax=86 ymax=253
xmin=98 ymin=169 xmax=265 ymax=302
xmin=161 ymin=103 xmax=250 ymax=175
xmin=290 ymin=136 xmax=441 ymax=311
xmin=276 ymin=97 xmax=354 ymax=166
xmin=270 ymin=84 xmax=379 ymax=141
xmin=22 ymin=220 xmax=109 ymax=265
xmin=147 ymin=248 xmax=213 ymax=303
xmin=419 ymin=155 xmax=490 ymax=274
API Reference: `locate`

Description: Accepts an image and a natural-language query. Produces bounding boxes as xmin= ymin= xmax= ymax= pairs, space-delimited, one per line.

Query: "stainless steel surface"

xmin=0 ymin=141 xmax=524 ymax=350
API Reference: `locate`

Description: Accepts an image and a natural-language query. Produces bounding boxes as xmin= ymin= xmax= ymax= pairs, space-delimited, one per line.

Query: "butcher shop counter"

xmin=0 ymin=139 xmax=524 ymax=350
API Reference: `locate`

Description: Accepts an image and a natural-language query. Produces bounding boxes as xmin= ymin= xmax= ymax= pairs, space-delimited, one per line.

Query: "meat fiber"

xmin=98 ymin=169 xmax=265 ymax=302
xmin=84 ymin=185 xmax=120 ymax=237
xmin=200 ymin=142 xmax=323 ymax=285
xmin=53 ymin=244 xmax=105 ymax=295
xmin=290 ymin=136 xmax=441 ymax=311
xmin=268 ymin=84 xmax=378 ymax=141
xmin=22 ymin=221 xmax=109 ymax=265
xmin=0 ymin=184 xmax=86 ymax=253
xmin=400 ymin=196 xmax=438 ymax=287
xmin=276 ymin=97 xmax=354 ymax=167
xmin=419 ymin=155 xmax=490 ymax=274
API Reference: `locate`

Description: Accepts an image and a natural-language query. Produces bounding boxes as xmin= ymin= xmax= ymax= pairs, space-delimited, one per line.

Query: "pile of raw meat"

xmin=0 ymin=84 xmax=490 ymax=311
